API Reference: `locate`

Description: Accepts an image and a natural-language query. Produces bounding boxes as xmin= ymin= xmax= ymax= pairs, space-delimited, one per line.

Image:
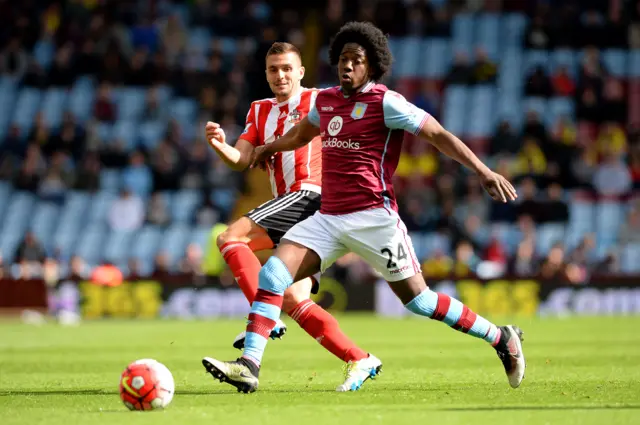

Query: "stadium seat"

xmin=475 ymin=13 xmax=501 ymax=61
xmin=169 ymin=98 xmax=197 ymax=124
xmin=396 ymin=37 xmax=421 ymax=77
xmin=524 ymin=50 xmax=551 ymax=74
xmin=421 ymin=38 xmax=451 ymax=78
xmin=33 ymin=39 xmax=55 ymax=70
xmin=189 ymin=226 xmax=212 ymax=251
xmin=467 ymin=85 xmax=495 ymax=137
xmin=160 ymin=224 xmax=191 ymax=266
xmin=536 ymin=224 xmax=566 ymax=255
xmin=41 ymin=88 xmax=69 ymax=129
xmin=68 ymin=79 xmax=96 ymax=122
xmin=595 ymin=202 xmax=623 ymax=243
xmin=12 ymin=88 xmax=42 ymax=135
xmin=87 ymin=191 xmax=116 ymax=224
xmin=0 ymin=182 xmax=13 ymax=224
xmin=546 ymin=97 xmax=576 ymax=126
xmin=550 ymin=49 xmax=577 ymax=76
xmin=172 ymin=190 xmax=202 ymax=223
xmin=100 ymin=169 xmax=122 ymax=194
xmin=103 ymin=230 xmax=136 ymax=264
xmin=621 ymin=243 xmax=640 ymax=273
xmin=29 ymin=202 xmax=60 ymax=253
xmin=501 ymin=14 xmax=528 ymax=48
xmin=567 ymin=201 xmax=595 ymax=249
xmin=495 ymin=92 xmax=523 ymax=128
xmin=74 ymin=224 xmax=108 ymax=264
xmin=629 ymin=50 xmax=640 ymax=77
xmin=602 ymin=49 xmax=628 ymax=77
xmin=131 ymin=225 xmax=163 ymax=265
xmin=442 ymin=85 xmax=468 ymax=135
xmin=452 ymin=13 xmax=475 ymax=56
xmin=188 ymin=27 xmax=211 ymax=52
xmin=112 ymin=120 xmax=138 ymax=151
xmin=139 ymin=120 xmax=167 ymax=150
xmin=117 ymin=88 xmax=146 ymax=121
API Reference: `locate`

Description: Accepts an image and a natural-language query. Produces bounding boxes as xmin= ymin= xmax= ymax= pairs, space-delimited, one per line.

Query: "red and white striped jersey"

xmin=240 ymin=88 xmax=322 ymax=198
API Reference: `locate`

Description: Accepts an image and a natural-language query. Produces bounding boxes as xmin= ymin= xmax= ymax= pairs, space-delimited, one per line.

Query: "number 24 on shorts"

xmin=380 ymin=243 xmax=408 ymax=269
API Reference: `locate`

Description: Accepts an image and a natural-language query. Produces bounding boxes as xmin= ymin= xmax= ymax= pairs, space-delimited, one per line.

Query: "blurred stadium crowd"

xmin=0 ymin=0 xmax=639 ymax=284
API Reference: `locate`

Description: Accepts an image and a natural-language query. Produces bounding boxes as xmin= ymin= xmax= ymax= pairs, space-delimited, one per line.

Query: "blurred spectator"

xmin=38 ymin=153 xmax=71 ymax=203
xmin=94 ymin=83 xmax=116 ymax=123
xmin=593 ymin=153 xmax=632 ymax=197
xmin=0 ymin=251 xmax=6 ymax=278
xmin=510 ymin=237 xmax=538 ymax=276
xmin=69 ymin=255 xmax=91 ymax=280
xmin=75 ymin=153 xmax=101 ymax=192
xmin=151 ymin=141 xmax=182 ymax=192
xmin=14 ymin=145 xmax=46 ymax=192
xmin=16 ymin=232 xmax=46 ymax=265
xmin=484 ymin=236 xmax=508 ymax=267
xmin=490 ymin=121 xmax=519 ymax=156
xmin=513 ymin=137 xmax=547 ymax=177
xmin=524 ymin=14 xmax=551 ymax=49
xmin=422 ymin=249 xmax=453 ymax=278
xmin=522 ymin=111 xmax=548 ymax=144
xmin=128 ymin=258 xmax=143 ymax=279
xmin=445 ymin=51 xmax=473 ymax=85
xmin=127 ymin=48 xmax=152 ymax=86
xmin=455 ymin=175 xmax=489 ymax=224
xmin=472 ymin=48 xmax=498 ymax=84
xmin=602 ymin=78 xmax=627 ymax=123
xmin=123 ymin=151 xmax=153 ymax=196
xmin=540 ymin=243 xmax=574 ymax=281
xmin=195 ymin=198 xmax=221 ymax=228
xmin=411 ymin=80 xmax=440 ymax=118
xmin=515 ymin=178 xmax=544 ymax=222
xmin=577 ymin=86 xmax=602 ymax=123
xmin=551 ymin=66 xmax=576 ymax=96
xmin=525 ymin=66 xmax=553 ymax=97
xmin=453 ymin=240 xmax=479 ymax=277
xmin=542 ymin=183 xmax=569 ymax=223
xmin=108 ymin=189 xmax=144 ymax=231
xmin=143 ymin=86 xmax=163 ymax=121
xmin=152 ymin=252 xmax=172 ymax=278
xmin=146 ymin=192 xmax=171 ymax=227
xmin=159 ymin=14 xmax=187 ymax=66
xmin=180 ymin=244 xmax=204 ymax=276
xmin=619 ymin=202 xmax=640 ymax=245
xmin=48 ymin=44 xmax=75 ymax=87
xmin=0 ymin=37 xmax=28 ymax=80
xmin=568 ymin=234 xmax=597 ymax=272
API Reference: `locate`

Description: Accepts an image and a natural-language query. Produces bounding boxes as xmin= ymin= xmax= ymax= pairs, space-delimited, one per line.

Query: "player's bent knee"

xmin=282 ymin=279 xmax=313 ymax=313
xmin=258 ymin=257 xmax=294 ymax=295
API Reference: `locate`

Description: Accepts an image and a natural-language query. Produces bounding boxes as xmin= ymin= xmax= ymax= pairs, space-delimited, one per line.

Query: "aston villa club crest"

xmin=289 ymin=108 xmax=301 ymax=123
xmin=351 ymin=102 xmax=367 ymax=120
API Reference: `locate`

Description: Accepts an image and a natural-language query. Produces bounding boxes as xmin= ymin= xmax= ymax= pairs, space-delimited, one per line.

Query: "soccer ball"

xmin=119 ymin=359 xmax=174 ymax=411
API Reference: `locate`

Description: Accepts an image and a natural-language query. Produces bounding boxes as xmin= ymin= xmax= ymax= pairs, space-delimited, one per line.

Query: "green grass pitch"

xmin=1 ymin=315 xmax=639 ymax=425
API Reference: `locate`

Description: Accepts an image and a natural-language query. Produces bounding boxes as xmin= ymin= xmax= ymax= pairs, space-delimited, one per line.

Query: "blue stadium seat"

xmin=188 ymin=27 xmax=211 ymax=52
xmin=424 ymin=232 xmax=452 ymax=257
xmin=68 ymin=78 xmax=96 ymax=122
xmin=621 ymin=243 xmax=640 ymax=273
xmin=442 ymin=85 xmax=468 ymax=135
xmin=210 ymin=188 xmax=237 ymax=216
xmin=630 ymin=50 xmax=640 ymax=77
xmin=475 ymin=13 xmax=501 ymax=61
xmin=501 ymin=14 xmax=528 ymax=47
xmin=0 ymin=78 xmax=18 ymax=139
xmin=523 ymin=97 xmax=548 ymax=118
xmin=131 ymin=225 xmax=163 ymax=264
xmin=550 ymin=49 xmax=577 ymax=76
xmin=33 ymin=39 xmax=55 ymax=70
xmin=41 ymin=88 xmax=68 ymax=129
xmin=139 ymin=121 xmax=166 ymax=150
xmin=546 ymin=97 xmax=576 ymax=126
xmin=409 ymin=232 xmax=428 ymax=261
xmin=452 ymin=13 xmax=474 ymax=56
xmin=96 ymin=122 xmax=113 ymax=142
xmin=160 ymin=224 xmax=191 ymax=266
xmin=100 ymin=169 xmax=122 ymax=193
xmin=169 ymin=98 xmax=197 ymax=124
xmin=536 ymin=224 xmax=566 ymax=255
xmin=495 ymin=93 xmax=523 ymax=129
xmin=12 ymin=88 xmax=42 ymax=134
xmin=112 ymin=120 xmax=138 ymax=150
xmin=87 ymin=191 xmax=116 ymax=224
xmin=567 ymin=201 xmax=595 ymax=249
xmin=220 ymin=37 xmax=238 ymax=55
xmin=0 ymin=182 xmax=13 ymax=224
xmin=117 ymin=88 xmax=146 ymax=121
xmin=602 ymin=49 xmax=628 ymax=77
xmin=421 ymin=38 xmax=451 ymax=78
xmin=74 ymin=224 xmax=108 ymax=264
xmin=595 ymin=202 xmax=623 ymax=243
xmin=498 ymin=48 xmax=523 ymax=90
xmin=396 ymin=37 xmax=421 ymax=77
xmin=103 ymin=230 xmax=136 ymax=263
xmin=30 ymin=202 xmax=60 ymax=253
xmin=190 ymin=226 xmax=211 ymax=251
xmin=0 ymin=192 xmax=36 ymax=262
xmin=172 ymin=190 xmax=202 ymax=223
xmin=524 ymin=50 xmax=551 ymax=74
xmin=467 ymin=85 xmax=496 ymax=137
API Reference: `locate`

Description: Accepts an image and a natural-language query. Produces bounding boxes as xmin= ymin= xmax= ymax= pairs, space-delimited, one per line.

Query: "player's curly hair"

xmin=328 ymin=22 xmax=393 ymax=82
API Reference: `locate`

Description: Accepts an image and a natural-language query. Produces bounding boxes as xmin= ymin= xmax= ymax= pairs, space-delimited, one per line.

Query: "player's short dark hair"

xmin=266 ymin=42 xmax=302 ymax=61
xmin=328 ymin=22 xmax=393 ymax=81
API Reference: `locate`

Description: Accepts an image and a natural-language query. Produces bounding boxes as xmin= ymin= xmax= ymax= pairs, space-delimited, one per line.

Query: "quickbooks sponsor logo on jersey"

xmin=322 ymin=138 xmax=360 ymax=149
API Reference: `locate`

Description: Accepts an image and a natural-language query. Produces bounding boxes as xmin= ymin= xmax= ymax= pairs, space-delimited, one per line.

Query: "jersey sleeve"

xmin=240 ymin=103 xmax=260 ymax=146
xmin=382 ymin=90 xmax=430 ymax=135
xmin=307 ymin=101 xmax=320 ymax=128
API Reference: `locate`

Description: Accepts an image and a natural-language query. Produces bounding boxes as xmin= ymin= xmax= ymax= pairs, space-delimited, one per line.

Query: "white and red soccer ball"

xmin=119 ymin=359 xmax=174 ymax=411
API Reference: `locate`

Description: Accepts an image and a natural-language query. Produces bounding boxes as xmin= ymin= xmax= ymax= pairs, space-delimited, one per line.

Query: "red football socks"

xmin=220 ymin=242 xmax=261 ymax=305
xmin=289 ymin=299 xmax=368 ymax=363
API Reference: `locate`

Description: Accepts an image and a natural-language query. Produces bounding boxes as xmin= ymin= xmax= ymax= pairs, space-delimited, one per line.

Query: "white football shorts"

xmin=282 ymin=207 xmax=421 ymax=282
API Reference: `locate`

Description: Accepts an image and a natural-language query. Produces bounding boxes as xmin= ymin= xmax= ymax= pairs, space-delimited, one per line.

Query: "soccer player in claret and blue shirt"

xmin=204 ymin=22 xmax=526 ymax=394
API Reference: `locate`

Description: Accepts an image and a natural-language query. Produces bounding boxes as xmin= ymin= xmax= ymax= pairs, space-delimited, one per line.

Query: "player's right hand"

xmin=480 ymin=171 xmax=518 ymax=203
xmin=205 ymin=121 xmax=226 ymax=149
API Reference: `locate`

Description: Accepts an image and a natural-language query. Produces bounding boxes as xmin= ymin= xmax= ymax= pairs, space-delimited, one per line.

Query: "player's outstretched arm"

xmin=205 ymin=121 xmax=254 ymax=171
xmin=249 ymin=117 xmax=320 ymax=169
xmin=419 ymin=117 xmax=517 ymax=203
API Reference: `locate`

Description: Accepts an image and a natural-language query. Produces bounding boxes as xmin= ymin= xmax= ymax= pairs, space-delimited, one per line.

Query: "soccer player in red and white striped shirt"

xmin=202 ymin=42 xmax=376 ymax=390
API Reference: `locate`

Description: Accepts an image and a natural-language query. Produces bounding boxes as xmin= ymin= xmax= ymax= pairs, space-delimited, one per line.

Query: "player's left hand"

xmin=480 ymin=171 xmax=517 ymax=203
